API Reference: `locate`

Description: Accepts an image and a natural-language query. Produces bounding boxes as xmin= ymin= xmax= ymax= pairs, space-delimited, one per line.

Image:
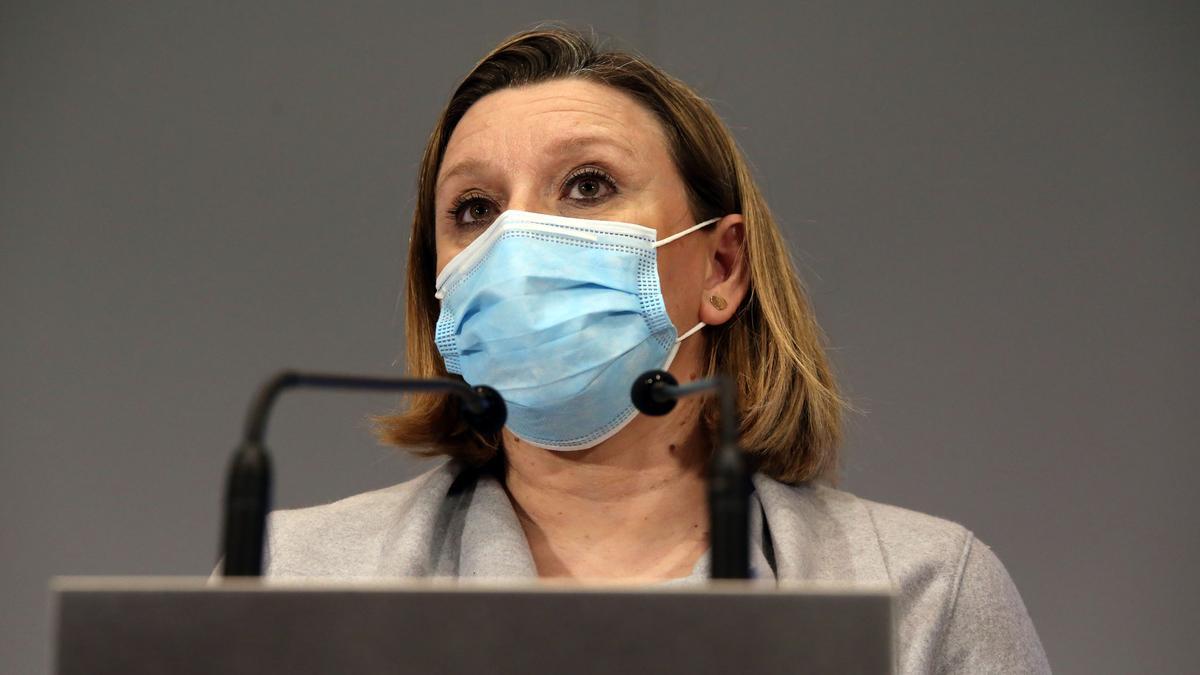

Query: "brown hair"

xmin=374 ymin=26 xmax=847 ymax=484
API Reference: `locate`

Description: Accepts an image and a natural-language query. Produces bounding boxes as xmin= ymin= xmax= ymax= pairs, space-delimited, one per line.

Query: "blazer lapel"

xmin=752 ymin=475 xmax=891 ymax=586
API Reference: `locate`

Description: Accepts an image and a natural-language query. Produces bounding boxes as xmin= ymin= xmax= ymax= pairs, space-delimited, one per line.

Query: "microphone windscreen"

xmin=630 ymin=370 xmax=678 ymax=416
xmin=462 ymin=385 xmax=507 ymax=434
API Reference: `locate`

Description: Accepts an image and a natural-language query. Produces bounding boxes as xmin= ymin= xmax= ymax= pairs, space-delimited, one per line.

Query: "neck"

xmin=502 ymin=395 xmax=712 ymax=580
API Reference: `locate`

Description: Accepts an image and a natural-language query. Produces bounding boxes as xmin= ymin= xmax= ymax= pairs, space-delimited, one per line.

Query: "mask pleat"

xmin=462 ymin=312 xmax=660 ymax=391
xmin=457 ymin=286 xmax=639 ymax=348
xmin=499 ymin=338 xmax=665 ymax=406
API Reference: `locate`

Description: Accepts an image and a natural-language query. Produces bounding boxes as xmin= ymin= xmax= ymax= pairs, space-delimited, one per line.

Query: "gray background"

xmin=2 ymin=1 xmax=1195 ymax=672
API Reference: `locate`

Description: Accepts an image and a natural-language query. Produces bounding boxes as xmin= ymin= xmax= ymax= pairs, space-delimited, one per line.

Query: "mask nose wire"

xmin=652 ymin=217 xmax=722 ymax=248
xmin=436 ymin=216 xmax=723 ymax=298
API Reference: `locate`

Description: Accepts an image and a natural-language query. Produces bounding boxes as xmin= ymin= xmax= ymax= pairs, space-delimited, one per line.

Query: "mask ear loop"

xmin=654 ymin=218 xmax=720 ymax=344
xmin=676 ymin=321 xmax=706 ymax=342
xmin=652 ymin=217 xmax=721 ymax=248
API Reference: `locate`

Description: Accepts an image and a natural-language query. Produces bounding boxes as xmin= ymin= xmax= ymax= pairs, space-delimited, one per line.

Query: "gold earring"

xmin=707 ymin=294 xmax=728 ymax=311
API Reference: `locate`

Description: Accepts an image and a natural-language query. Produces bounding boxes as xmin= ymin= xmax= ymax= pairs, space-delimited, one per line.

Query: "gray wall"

xmin=2 ymin=2 xmax=1196 ymax=672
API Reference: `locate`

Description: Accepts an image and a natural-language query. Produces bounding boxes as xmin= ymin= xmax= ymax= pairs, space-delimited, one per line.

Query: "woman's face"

xmin=433 ymin=77 xmax=711 ymax=341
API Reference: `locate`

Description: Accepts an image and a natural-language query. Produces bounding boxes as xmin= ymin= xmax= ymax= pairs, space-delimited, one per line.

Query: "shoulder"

xmin=265 ymin=460 xmax=463 ymax=576
xmin=859 ymin=492 xmax=1050 ymax=672
xmin=854 ymin=489 xmax=977 ymax=585
xmin=756 ymin=477 xmax=1049 ymax=672
xmin=754 ymin=475 xmax=972 ymax=585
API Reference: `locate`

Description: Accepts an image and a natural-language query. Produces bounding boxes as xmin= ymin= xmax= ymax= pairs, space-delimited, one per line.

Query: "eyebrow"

xmin=437 ymin=134 xmax=638 ymax=187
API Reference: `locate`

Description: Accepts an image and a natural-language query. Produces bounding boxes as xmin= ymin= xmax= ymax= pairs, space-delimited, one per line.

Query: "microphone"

xmin=220 ymin=370 xmax=505 ymax=577
xmin=631 ymin=370 xmax=750 ymax=580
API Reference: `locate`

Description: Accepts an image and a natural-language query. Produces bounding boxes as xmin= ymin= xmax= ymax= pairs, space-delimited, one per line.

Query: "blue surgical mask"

xmin=434 ymin=209 xmax=718 ymax=451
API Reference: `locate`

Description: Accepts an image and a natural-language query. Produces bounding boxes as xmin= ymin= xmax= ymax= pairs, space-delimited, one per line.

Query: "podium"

xmin=53 ymin=577 xmax=895 ymax=674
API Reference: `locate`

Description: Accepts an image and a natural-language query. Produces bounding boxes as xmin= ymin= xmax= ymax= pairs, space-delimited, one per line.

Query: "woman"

xmin=264 ymin=27 xmax=1050 ymax=673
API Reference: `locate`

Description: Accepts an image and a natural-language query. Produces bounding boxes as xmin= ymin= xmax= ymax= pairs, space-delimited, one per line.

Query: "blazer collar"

xmin=752 ymin=474 xmax=892 ymax=585
xmin=382 ymin=461 xmax=890 ymax=587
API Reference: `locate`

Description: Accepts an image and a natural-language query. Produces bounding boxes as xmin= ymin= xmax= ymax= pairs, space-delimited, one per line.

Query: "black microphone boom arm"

xmin=630 ymin=370 xmax=750 ymax=580
xmin=220 ymin=370 xmax=505 ymax=577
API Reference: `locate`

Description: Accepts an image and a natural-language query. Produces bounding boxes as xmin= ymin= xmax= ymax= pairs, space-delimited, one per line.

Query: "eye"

xmin=463 ymin=200 xmax=493 ymax=223
xmin=447 ymin=193 xmax=498 ymax=229
xmin=563 ymin=168 xmax=617 ymax=203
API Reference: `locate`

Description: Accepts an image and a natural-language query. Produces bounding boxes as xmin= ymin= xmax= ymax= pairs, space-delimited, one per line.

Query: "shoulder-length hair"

xmin=375 ymin=26 xmax=846 ymax=485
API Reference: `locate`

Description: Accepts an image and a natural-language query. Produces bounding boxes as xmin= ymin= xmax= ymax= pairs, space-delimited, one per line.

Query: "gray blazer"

xmin=263 ymin=460 xmax=1050 ymax=673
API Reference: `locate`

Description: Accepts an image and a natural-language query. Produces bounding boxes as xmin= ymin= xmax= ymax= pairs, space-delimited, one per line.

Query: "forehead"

xmin=439 ymin=79 xmax=669 ymax=178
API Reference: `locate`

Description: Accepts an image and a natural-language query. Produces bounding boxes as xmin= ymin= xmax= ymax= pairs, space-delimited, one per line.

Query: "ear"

xmin=698 ymin=214 xmax=749 ymax=326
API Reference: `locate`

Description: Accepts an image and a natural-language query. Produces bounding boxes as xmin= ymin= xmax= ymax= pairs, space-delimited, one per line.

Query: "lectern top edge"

xmin=51 ymin=574 xmax=895 ymax=597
